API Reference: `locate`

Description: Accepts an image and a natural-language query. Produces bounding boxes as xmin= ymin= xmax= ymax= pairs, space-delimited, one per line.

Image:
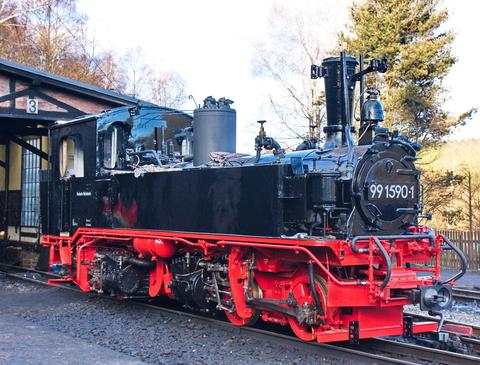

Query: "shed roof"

xmin=0 ymin=58 xmax=149 ymax=106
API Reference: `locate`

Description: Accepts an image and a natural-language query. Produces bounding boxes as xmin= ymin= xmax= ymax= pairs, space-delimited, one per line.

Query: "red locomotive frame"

xmin=42 ymin=225 xmax=448 ymax=343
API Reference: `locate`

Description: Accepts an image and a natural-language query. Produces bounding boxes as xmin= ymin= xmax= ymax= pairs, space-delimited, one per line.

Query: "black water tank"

xmin=193 ymin=96 xmax=236 ymax=166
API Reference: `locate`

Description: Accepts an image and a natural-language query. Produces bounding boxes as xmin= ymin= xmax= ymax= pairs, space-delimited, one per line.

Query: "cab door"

xmin=59 ymin=177 xmax=71 ymax=232
xmin=58 ymin=136 xmax=86 ymax=233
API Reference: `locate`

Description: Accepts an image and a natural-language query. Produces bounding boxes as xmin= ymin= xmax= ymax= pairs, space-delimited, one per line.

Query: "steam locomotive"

xmin=40 ymin=52 xmax=466 ymax=343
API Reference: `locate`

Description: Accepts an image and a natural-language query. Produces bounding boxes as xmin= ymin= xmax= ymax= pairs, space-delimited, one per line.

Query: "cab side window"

xmin=59 ymin=137 xmax=84 ymax=178
xmin=102 ymin=124 xmax=126 ymax=169
xmin=103 ymin=127 xmax=117 ymax=169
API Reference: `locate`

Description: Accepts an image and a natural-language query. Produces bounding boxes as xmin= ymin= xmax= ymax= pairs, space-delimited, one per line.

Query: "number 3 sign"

xmin=26 ymin=98 xmax=38 ymax=114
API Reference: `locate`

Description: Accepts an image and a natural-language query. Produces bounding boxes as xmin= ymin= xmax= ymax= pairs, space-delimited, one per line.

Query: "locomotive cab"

xmin=40 ymin=115 xmax=97 ymax=234
xmin=40 ymin=105 xmax=192 ymax=235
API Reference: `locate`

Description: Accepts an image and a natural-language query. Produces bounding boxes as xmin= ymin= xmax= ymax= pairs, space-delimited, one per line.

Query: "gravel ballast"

xmin=2 ymin=274 xmax=479 ymax=364
xmin=0 ymin=277 xmax=356 ymax=365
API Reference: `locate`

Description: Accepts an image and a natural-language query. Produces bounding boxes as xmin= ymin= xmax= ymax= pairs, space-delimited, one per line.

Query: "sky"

xmin=77 ymin=0 xmax=479 ymax=151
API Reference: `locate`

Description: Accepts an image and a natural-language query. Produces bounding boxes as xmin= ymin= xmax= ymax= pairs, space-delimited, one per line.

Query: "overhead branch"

xmin=0 ymin=0 xmax=52 ymax=26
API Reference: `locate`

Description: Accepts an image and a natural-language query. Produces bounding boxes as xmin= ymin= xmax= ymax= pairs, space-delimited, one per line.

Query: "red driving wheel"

xmin=287 ymin=275 xmax=327 ymax=341
xmin=223 ymin=293 xmax=260 ymax=326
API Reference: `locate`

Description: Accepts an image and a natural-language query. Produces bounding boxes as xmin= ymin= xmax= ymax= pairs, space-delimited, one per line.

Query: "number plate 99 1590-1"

xmin=368 ymin=183 xmax=415 ymax=200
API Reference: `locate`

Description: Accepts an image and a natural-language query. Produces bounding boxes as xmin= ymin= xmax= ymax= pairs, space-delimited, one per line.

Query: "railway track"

xmin=453 ymin=287 xmax=480 ymax=302
xmin=1 ymin=264 xmax=480 ymax=365
xmin=406 ymin=311 xmax=480 ymax=355
xmin=364 ymin=338 xmax=479 ymax=365
xmin=407 ymin=312 xmax=480 ymax=337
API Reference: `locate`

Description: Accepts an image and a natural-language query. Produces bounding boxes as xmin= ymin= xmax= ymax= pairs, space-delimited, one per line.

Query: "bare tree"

xmin=457 ymin=167 xmax=480 ymax=232
xmin=0 ymin=0 xmax=124 ymax=90
xmin=121 ymin=47 xmax=155 ymax=99
xmin=421 ymin=170 xmax=464 ymax=229
xmin=0 ymin=0 xmax=51 ymax=25
xmin=0 ymin=1 xmax=33 ymax=63
xmin=97 ymin=52 xmax=126 ymax=92
xmin=475 ymin=188 xmax=480 ymax=231
xmin=252 ymin=1 xmax=344 ymax=145
xmin=150 ymin=71 xmax=187 ymax=109
xmin=120 ymin=47 xmax=188 ymax=108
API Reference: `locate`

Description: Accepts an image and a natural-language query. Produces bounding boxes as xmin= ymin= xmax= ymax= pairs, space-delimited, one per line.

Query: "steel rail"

xmin=0 ymin=268 xmax=413 ymax=365
xmin=453 ymin=287 xmax=480 ymax=301
xmin=406 ymin=310 xmax=480 ymax=356
xmin=136 ymin=300 xmax=480 ymax=365
xmin=0 ymin=270 xmax=79 ymax=292
xmin=365 ymin=338 xmax=480 ymax=365
xmin=2 ymin=266 xmax=479 ymax=365
xmin=461 ymin=337 xmax=480 ymax=353
xmin=134 ymin=303 xmax=418 ymax=365
xmin=406 ymin=312 xmax=480 ymax=337
xmin=0 ymin=262 xmax=61 ymax=278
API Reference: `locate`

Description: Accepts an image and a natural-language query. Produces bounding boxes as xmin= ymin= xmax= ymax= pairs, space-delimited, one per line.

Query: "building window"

xmin=21 ymin=137 xmax=41 ymax=227
xmin=59 ymin=137 xmax=84 ymax=178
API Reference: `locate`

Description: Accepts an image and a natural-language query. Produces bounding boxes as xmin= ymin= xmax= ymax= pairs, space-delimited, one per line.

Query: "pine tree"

xmin=340 ymin=0 xmax=474 ymax=148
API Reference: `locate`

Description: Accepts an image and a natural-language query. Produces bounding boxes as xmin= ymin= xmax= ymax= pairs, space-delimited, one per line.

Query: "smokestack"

xmin=320 ymin=55 xmax=358 ymax=149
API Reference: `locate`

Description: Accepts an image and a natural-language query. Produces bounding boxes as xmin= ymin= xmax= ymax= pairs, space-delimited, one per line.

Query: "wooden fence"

xmin=436 ymin=230 xmax=480 ymax=271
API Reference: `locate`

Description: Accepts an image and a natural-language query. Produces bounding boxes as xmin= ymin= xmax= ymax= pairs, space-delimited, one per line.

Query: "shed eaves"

xmin=0 ymin=58 xmax=154 ymax=107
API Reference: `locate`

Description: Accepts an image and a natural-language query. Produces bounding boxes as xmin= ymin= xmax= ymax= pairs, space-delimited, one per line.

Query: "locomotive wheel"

xmin=223 ymin=293 xmax=260 ymax=326
xmin=288 ymin=275 xmax=327 ymax=341
xmin=223 ymin=277 xmax=261 ymax=326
